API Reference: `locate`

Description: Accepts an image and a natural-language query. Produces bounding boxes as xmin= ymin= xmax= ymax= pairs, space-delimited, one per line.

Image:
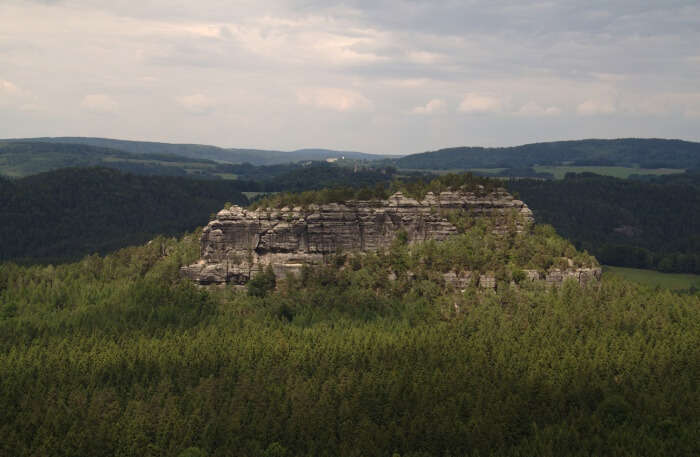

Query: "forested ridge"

xmin=0 ymin=168 xmax=248 ymax=262
xmin=509 ymin=172 xmax=700 ymax=274
xmin=1 ymin=214 xmax=699 ymax=456
xmin=5 ymin=137 xmax=383 ymax=166
xmin=394 ymin=138 xmax=700 ymax=170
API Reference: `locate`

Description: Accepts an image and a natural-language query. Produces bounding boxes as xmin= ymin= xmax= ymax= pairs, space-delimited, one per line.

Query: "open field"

xmin=399 ymin=166 xmax=686 ymax=179
xmin=213 ymin=173 xmax=239 ymax=180
xmin=534 ymin=166 xmax=685 ymax=179
xmin=604 ymin=265 xmax=700 ymax=290
xmin=397 ymin=168 xmax=507 ymax=175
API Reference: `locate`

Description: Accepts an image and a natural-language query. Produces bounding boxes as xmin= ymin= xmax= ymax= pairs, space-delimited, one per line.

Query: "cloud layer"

xmin=1 ymin=0 xmax=699 ymax=153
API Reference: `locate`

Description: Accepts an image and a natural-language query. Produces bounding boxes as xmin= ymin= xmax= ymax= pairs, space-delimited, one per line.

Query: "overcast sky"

xmin=1 ymin=0 xmax=699 ymax=154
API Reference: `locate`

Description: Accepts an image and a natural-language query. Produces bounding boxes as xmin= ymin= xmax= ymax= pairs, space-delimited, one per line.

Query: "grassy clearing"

xmin=535 ymin=166 xmax=685 ymax=179
xmin=604 ymin=265 xmax=700 ymax=290
xmin=214 ymin=173 xmax=238 ymax=180
xmin=398 ymin=168 xmax=507 ymax=175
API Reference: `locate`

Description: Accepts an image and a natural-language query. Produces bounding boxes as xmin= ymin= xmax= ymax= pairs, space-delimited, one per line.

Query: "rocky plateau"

xmin=181 ymin=188 xmax=601 ymax=288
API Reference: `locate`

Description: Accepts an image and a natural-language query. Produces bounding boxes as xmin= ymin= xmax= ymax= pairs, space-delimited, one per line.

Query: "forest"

xmin=0 ymin=168 xmax=248 ymax=262
xmin=393 ymin=138 xmax=700 ymax=170
xmin=509 ymin=171 xmax=700 ymax=274
xmin=1 ymin=206 xmax=698 ymax=456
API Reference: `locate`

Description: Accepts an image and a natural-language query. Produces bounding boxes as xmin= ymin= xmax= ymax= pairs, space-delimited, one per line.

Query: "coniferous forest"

xmin=1 ymin=186 xmax=699 ymax=456
xmin=509 ymin=172 xmax=700 ymax=273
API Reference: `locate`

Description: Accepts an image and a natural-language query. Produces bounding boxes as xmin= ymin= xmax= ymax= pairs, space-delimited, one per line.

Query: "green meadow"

xmin=534 ymin=166 xmax=685 ymax=179
xmin=604 ymin=265 xmax=700 ymax=290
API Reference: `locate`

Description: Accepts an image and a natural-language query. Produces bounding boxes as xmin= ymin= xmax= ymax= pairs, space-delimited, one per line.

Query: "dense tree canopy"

xmin=0 ymin=218 xmax=698 ymax=456
xmin=509 ymin=172 xmax=700 ymax=273
xmin=394 ymin=138 xmax=700 ymax=170
xmin=0 ymin=167 xmax=248 ymax=262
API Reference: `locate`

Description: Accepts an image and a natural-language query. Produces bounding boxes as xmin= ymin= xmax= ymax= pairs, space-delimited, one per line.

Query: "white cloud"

xmin=80 ymin=94 xmax=117 ymax=113
xmin=516 ymin=102 xmax=561 ymax=116
xmin=296 ymin=87 xmax=373 ymax=112
xmin=0 ymin=79 xmax=42 ymax=111
xmin=176 ymin=93 xmax=217 ymax=114
xmin=0 ymin=79 xmax=22 ymax=97
xmin=577 ymin=99 xmax=616 ymax=116
xmin=1 ymin=1 xmax=700 ymax=151
xmin=411 ymin=98 xmax=446 ymax=115
xmin=458 ymin=93 xmax=503 ymax=114
xmin=405 ymin=50 xmax=444 ymax=65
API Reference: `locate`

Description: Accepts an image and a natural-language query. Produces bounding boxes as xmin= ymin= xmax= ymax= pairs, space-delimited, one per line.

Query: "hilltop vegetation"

xmin=249 ymin=172 xmax=496 ymax=209
xmin=395 ymin=138 xmax=700 ymax=170
xmin=0 ymin=222 xmax=698 ymax=456
xmin=509 ymin=172 xmax=700 ymax=274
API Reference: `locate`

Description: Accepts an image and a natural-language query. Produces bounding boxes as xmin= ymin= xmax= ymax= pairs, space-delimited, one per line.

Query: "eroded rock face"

xmin=440 ymin=267 xmax=602 ymax=291
xmin=182 ymin=189 xmax=533 ymax=284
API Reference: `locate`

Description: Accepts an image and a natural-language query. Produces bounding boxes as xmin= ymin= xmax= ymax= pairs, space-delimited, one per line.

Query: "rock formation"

xmin=181 ymin=188 xmax=534 ymax=285
xmin=441 ymin=267 xmax=602 ymax=291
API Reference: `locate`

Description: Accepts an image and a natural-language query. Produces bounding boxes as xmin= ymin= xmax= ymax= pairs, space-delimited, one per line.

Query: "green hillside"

xmin=0 ymin=219 xmax=698 ymax=456
xmin=7 ymin=137 xmax=386 ymax=165
xmin=0 ymin=141 xmax=223 ymax=178
xmin=395 ymin=138 xmax=700 ymax=170
xmin=604 ymin=266 xmax=700 ymax=291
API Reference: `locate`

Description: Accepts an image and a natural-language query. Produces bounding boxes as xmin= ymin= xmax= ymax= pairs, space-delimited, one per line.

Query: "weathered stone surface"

xmin=442 ymin=271 xmax=474 ymax=290
xmin=478 ymin=274 xmax=496 ymax=289
xmin=182 ymin=189 xmax=533 ymax=284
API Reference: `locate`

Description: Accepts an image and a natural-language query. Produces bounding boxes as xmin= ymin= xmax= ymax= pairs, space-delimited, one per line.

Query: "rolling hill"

xmin=395 ymin=138 xmax=700 ymax=170
xmin=6 ymin=137 xmax=387 ymax=165
xmin=0 ymin=141 xmax=224 ymax=178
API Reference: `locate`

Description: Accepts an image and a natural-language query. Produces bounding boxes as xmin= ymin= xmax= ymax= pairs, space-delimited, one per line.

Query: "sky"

xmin=1 ymin=0 xmax=699 ymax=155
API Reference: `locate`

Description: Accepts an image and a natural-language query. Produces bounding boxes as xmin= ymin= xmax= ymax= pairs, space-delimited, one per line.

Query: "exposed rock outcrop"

xmin=182 ymin=189 xmax=533 ymax=284
xmin=441 ymin=267 xmax=602 ymax=291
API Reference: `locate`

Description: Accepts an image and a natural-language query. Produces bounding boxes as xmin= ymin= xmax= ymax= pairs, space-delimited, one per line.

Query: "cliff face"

xmin=181 ymin=189 xmax=534 ymax=285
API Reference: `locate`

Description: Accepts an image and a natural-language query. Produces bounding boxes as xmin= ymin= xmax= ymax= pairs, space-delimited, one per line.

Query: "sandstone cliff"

xmin=182 ymin=188 xmax=534 ymax=285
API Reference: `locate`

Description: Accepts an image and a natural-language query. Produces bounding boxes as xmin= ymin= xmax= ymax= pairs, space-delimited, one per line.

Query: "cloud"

xmin=296 ymin=87 xmax=373 ymax=112
xmin=176 ymin=93 xmax=217 ymax=114
xmin=516 ymin=102 xmax=561 ymax=117
xmin=80 ymin=94 xmax=117 ymax=113
xmin=0 ymin=79 xmax=42 ymax=111
xmin=0 ymin=79 xmax=22 ymax=97
xmin=458 ymin=93 xmax=502 ymax=114
xmin=1 ymin=1 xmax=700 ymax=152
xmin=405 ymin=51 xmax=444 ymax=65
xmin=577 ymin=99 xmax=616 ymax=116
xmin=411 ymin=98 xmax=446 ymax=115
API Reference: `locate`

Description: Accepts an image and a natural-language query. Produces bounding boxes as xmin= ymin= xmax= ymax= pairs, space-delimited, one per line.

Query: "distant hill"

xmin=395 ymin=138 xmax=700 ymax=170
xmin=0 ymin=141 xmax=224 ymax=178
xmin=0 ymin=141 xmax=398 ymax=187
xmin=0 ymin=167 xmax=249 ymax=262
xmin=6 ymin=137 xmax=387 ymax=165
